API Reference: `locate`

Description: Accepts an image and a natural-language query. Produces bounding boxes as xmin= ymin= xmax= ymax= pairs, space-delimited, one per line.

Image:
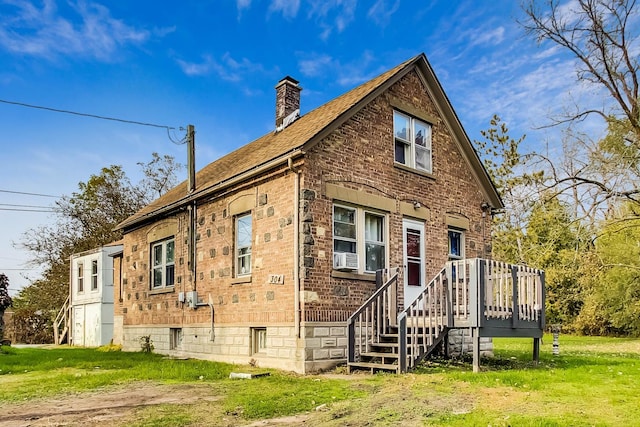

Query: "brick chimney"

xmin=275 ymin=76 xmax=301 ymax=129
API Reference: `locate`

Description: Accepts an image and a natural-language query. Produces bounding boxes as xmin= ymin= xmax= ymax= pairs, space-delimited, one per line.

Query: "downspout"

xmin=288 ymin=157 xmax=301 ymax=339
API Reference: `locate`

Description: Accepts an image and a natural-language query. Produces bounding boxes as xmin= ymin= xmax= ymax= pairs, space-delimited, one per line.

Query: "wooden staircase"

xmin=347 ymin=266 xmax=451 ymax=373
xmin=54 ymin=295 xmax=71 ymax=345
xmin=347 ymin=259 xmax=546 ymax=373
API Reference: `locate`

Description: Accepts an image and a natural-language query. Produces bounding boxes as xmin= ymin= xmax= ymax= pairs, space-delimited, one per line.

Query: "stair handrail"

xmin=347 ymin=268 xmax=399 ymax=365
xmin=398 ymin=266 xmax=450 ymax=372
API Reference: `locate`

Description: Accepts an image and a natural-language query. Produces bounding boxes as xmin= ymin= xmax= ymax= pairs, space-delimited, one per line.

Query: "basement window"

xmin=251 ymin=327 xmax=267 ymax=354
xmin=169 ymin=328 xmax=182 ymax=350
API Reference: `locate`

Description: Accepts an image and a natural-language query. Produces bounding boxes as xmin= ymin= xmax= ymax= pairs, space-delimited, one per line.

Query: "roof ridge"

xmin=117 ymin=54 xmax=423 ymax=230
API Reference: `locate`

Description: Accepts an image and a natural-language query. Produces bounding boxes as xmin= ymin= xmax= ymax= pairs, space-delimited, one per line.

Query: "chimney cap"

xmin=276 ymin=76 xmax=299 ymax=87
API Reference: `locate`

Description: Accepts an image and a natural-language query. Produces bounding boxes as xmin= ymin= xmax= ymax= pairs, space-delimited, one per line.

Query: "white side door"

xmin=402 ymin=219 xmax=425 ymax=308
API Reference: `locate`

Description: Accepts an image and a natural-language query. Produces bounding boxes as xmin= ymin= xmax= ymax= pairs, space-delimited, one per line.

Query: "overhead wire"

xmin=0 ymin=98 xmax=179 ymax=132
xmin=0 ymin=189 xmax=60 ymax=198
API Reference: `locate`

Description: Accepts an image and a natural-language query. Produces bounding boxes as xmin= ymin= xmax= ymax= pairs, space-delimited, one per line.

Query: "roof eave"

xmin=116 ymin=149 xmax=306 ymax=232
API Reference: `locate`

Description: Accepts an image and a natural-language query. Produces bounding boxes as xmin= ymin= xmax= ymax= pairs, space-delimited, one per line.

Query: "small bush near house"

xmin=139 ymin=335 xmax=154 ymax=353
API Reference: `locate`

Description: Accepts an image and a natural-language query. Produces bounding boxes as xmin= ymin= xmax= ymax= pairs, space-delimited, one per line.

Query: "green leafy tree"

xmin=475 ymin=114 xmax=542 ymax=263
xmin=522 ymin=198 xmax=585 ymax=327
xmin=575 ymin=208 xmax=640 ymax=336
xmin=0 ymin=273 xmax=12 ymax=341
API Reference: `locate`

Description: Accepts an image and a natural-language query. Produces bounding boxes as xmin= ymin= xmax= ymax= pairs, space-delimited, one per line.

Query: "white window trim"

xmin=151 ymin=238 xmax=175 ymax=289
xmin=333 ymin=204 xmax=388 ymax=274
xmin=77 ymin=262 xmax=84 ymax=293
xmin=91 ymin=260 xmax=98 ymax=291
xmin=448 ymin=228 xmax=465 ymax=260
xmin=394 ymin=110 xmax=433 ymax=173
xmin=235 ymin=213 xmax=252 ymax=277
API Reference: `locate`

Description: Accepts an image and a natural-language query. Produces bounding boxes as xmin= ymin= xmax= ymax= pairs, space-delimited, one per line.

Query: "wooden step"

xmin=347 ymin=361 xmax=399 ymax=374
xmin=360 ymin=351 xmax=399 ymax=359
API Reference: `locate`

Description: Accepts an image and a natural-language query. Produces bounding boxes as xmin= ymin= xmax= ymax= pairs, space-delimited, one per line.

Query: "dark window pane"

xmin=153 ymin=245 xmax=162 ymax=266
xmin=335 ymin=240 xmax=356 ymax=253
xmin=334 ymin=206 xmax=355 ymax=223
xmin=166 ymin=240 xmax=175 ymax=263
xmin=153 ymin=268 xmax=163 ymax=287
xmin=166 ymin=265 xmax=175 ymax=286
xmin=366 ymin=243 xmax=385 ymax=272
xmin=406 ymin=230 xmax=421 ymax=258
xmin=395 ymin=140 xmax=407 ymax=164
xmin=407 ymin=261 xmax=421 ymax=286
xmin=334 ymin=222 xmax=356 ymax=239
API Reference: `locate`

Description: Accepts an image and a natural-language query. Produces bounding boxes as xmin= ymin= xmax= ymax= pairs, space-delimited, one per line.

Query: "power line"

xmin=0 ymin=98 xmax=177 ymax=131
xmin=0 ymin=189 xmax=60 ymax=198
xmin=0 ymin=203 xmax=55 ymax=209
xmin=0 ymin=207 xmax=55 ymax=213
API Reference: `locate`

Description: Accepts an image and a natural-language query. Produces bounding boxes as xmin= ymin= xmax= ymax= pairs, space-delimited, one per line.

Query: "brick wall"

xmin=301 ymin=69 xmax=490 ymax=317
xmin=118 ymin=172 xmax=301 ymax=366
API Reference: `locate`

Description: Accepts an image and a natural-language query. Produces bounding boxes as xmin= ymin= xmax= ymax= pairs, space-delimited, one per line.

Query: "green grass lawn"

xmin=1 ymin=334 xmax=639 ymax=426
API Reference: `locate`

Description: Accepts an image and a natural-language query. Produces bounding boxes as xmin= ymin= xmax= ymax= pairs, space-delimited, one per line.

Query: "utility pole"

xmin=187 ymin=124 xmax=196 ymax=194
xmin=186 ymin=125 xmax=197 ymax=287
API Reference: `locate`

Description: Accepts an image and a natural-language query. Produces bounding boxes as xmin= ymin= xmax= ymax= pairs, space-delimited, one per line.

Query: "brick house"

xmin=114 ymin=54 xmax=544 ymax=373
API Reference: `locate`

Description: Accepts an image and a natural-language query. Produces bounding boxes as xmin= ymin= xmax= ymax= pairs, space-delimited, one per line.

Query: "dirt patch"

xmin=0 ymin=383 xmax=219 ymax=427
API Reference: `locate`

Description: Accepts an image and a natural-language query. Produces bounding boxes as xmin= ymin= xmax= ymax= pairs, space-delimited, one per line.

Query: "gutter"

xmin=288 ymin=158 xmax=301 ymax=339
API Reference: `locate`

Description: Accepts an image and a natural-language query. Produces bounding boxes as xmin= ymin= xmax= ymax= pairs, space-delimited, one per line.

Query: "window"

xmin=152 ymin=238 xmax=175 ymax=289
xmin=91 ymin=260 xmax=98 ymax=291
xmin=394 ymin=111 xmax=432 ymax=173
xmin=405 ymin=227 xmax=422 ymax=286
xmin=170 ymin=328 xmax=182 ymax=350
xmin=251 ymin=327 xmax=267 ymax=354
xmin=333 ymin=204 xmax=386 ymax=273
xmin=448 ymin=229 xmax=464 ymax=259
xmin=77 ymin=263 xmax=84 ymax=293
xmin=236 ymin=213 xmax=252 ymax=276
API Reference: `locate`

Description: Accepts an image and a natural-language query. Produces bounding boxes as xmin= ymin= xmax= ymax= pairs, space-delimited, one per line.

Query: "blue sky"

xmin=0 ymin=0 xmax=600 ymax=295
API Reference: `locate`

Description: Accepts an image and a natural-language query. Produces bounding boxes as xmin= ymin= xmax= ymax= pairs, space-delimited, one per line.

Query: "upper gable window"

xmin=394 ymin=111 xmax=432 ymax=173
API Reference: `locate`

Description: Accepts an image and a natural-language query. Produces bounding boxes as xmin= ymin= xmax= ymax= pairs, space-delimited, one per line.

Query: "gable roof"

xmin=118 ymin=53 xmax=502 ymax=231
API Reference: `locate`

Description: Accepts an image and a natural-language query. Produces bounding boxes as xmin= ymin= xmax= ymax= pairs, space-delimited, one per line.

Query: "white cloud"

xmin=176 ymin=55 xmax=216 ymax=77
xmin=299 ymin=54 xmax=334 ymax=77
xmin=470 ymin=26 xmax=505 ymax=47
xmin=308 ymin=0 xmax=357 ymax=40
xmin=268 ymin=0 xmax=300 ymax=19
xmin=297 ymin=51 xmax=379 ymax=87
xmin=237 ymin=0 xmax=252 ymax=10
xmin=367 ymin=0 xmax=399 ymax=27
xmin=0 ymin=0 xmax=151 ymax=61
xmin=176 ymin=52 xmax=268 ymax=83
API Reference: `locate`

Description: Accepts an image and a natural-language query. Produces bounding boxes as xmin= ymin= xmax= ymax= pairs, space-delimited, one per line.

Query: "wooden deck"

xmin=347 ymin=259 xmax=545 ymax=373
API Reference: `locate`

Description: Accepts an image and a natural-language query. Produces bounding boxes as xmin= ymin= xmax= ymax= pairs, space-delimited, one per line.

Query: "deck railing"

xmin=398 ymin=258 xmax=544 ymax=372
xmin=347 ymin=268 xmax=399 ymax=365
xmin=483 ymin=260 xmax=545 ymax=328
xmin=347 ymin=259 xmax=545 ymax=373
xmin=398 ymin=266 xmax=449 ymax=371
